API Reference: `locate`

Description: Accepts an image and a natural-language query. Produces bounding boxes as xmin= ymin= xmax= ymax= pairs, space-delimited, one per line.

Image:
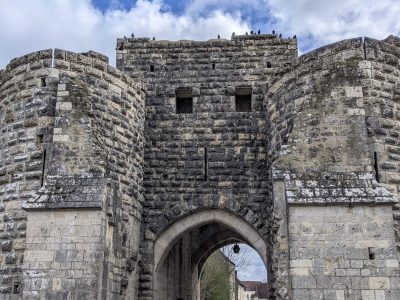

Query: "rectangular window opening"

xmin=150 ymin=64 xmax=155 ymax=72
xmin=40 ymin=78 xmax=46 ymax=87
xmin=13 ymin=284 xmax=20 ymax=294
xmin=235 ymin=87 xmax=252 ymax=112
xmin=36 ymin=134 xmax=44 ymax=144
xmin=176 ymin=88 xmax=193 ymax=114
xmin=368 ymin=247 xmax=375 ymax=260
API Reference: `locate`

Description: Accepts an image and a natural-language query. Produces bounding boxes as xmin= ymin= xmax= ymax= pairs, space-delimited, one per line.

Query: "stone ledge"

xmin=22 ymin=175 xmax=109 ymax=210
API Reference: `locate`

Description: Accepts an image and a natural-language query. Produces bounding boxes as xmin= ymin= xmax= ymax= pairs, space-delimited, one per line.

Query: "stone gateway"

xmin=0 ymin=33 xmax=400 ymax=299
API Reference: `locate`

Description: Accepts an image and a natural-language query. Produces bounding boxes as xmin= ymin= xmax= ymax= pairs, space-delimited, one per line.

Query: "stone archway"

xmin=153 ymin=209 xmax=268 ymax=300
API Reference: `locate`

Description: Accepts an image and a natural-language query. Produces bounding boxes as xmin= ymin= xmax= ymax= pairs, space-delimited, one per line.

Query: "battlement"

xmin=116 ymin=33 xmax=297 ymax=51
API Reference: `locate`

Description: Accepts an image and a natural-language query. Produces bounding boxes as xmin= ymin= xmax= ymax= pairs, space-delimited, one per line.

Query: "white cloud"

xmin=185 ymin=0 xmax=264 ymax=17
xmin=173 ymin=0 xmax=400 ymax=52
xmin=0 ymin=0 xmax=250 ymax=68
xmin=1 ymin=0 xmax=398 ymax=68
xmin=266 ymin=0 xmax=400 ymax=51
xmin=184 ymin=0 xmax=400 ymax=52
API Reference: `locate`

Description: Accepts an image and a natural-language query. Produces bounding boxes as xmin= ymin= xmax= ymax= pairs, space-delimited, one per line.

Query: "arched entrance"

xmin=153 ymin=210 xmax=268 ymax=300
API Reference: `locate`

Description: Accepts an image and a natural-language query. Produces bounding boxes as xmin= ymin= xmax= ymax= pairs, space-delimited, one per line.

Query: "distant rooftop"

xmin=240 ymin=281 xmax=269 ymax=298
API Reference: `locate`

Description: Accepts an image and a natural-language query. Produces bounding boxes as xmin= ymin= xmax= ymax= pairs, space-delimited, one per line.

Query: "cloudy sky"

xmin=1 ymin=0 xmax=400 ymax=67
xmin=235 ymin=244 xmax=267 ymax=281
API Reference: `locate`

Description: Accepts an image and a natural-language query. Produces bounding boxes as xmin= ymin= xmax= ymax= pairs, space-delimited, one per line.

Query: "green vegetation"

xmin=200 ymin=251 xmax=233 ymax=300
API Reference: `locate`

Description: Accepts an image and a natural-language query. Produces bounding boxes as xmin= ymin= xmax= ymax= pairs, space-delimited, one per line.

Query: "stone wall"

xmin=362 ymin=36 xmax=400 ymax=254
xmin=267 ymin=37 xmax=368 ymax=172
xmin=289 ymin=205 xmax=399 ymax=300
xmin=1 ymin=33 xmax=400 ymax=300
xmin=0 ymin=49 xmax=145 ymax=299
xmin=24 ymin=209 xmax=108 ymax=299
xmin=0 ymin=50 xmax=56 ymax=296
xmin=267 ymin=36 xmax=400 ymax=299
xmin=117 ymin=34 xmax=297 ymax=299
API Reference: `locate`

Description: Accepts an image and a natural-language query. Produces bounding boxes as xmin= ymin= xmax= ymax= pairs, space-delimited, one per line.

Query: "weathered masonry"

xmin=0 ymin=34 xmax=400 ymax=300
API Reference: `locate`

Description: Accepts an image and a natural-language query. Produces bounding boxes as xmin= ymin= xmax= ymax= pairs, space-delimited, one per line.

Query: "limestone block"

xmin=291 ymin=259 xmax=313 ymax=268
xmin=25 ymin=250 xmax=54 ymax=262
xmin=386 ymin=259 xmax=399 ymax=268
xmin=369 ymin=277 xmax=390 ymax=289
xmin=361 ymin=290 xmax=375 ymax=300
xmin=375 ymin=290 xmax=385 ymax=300
xmin=336 ymin=290 xmax=345 ymax=300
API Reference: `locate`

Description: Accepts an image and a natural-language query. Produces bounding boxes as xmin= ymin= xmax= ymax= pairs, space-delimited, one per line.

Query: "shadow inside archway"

xmin=153 ymin=210 xmax=269 ymax=300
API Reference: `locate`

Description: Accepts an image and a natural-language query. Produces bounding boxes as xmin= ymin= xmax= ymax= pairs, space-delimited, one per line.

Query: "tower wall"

xmin=117 ymin=34 xmax=298 ymax=299
xmin=267 ymin=37 xmax=400 ymax=299
xmin=0 ymin=50 xmax=55 ymax=296
xmin=362 ymin=37 xmax=400 ymax=256
xmin=0 ymin=49 xmax=145 ymax=299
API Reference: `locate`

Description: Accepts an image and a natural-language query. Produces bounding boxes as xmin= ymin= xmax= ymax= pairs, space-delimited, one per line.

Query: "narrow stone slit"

xmin=267 ymin=61 xmax=272 ymax=68
xmin=204 ymin=147 xmax=208 ymax=181
xmin=41 ymin=78 xmax=46 ymax=87
xmin=374 ymin=151 xmax=379 ymax=182
xmin=41 ymin=149 xmax=46 ymax=187
xmin=368 ymin=247 xmax=375 ymax=260
xmin=36 ymin=134 xmax=44 ymax=144
xmin=120 ymin=281 xmax=127 ymax=296
xmin=150 ymin=64 xmax=155 ymax=72
xmin=212 ymin=63 xmax=215 ymax=70
xmin=13 ymin=284 xmax=19 ymax=294
xmin=363 ymin=37 xmax=367 ymax=60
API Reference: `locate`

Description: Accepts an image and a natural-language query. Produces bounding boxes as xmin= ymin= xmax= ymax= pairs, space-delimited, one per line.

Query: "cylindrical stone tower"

xmin=0 ymin=49 xmax=145 ymax=299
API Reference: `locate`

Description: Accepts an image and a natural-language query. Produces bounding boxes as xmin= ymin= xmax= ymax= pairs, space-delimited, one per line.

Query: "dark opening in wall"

xmin=40 ymin=78 xmax=46 ymax=87
xmin=36 ymin=134 xmax=44 ymax=144
xmin=368 ymin=247 xmax=375 ymax=260
xmin=176 ymin=88 xmax=193 ymax=114
xmin=122 ymin=232 xmax=128 ymax=247
xmin=267 ymin=61 xmax=272 ymax=68
xmin=374 ymin=151 xmax=380 ymax=183
xmin=150 ymin=64 xmax=155 ymax=72
xmin=13 ymin=284 xmax=19 ymax=294
xmin=204 ymin=147 xmax=208 ymax=181
xmin=41 ymin=149 xmax=47 ymax=187
xmin=212 ymin=63 xmax=215 ymax=70
xmin=120 ymin=278 xmax=128 ymax=296
xmin=235 ymin=87 xmax=252 ymax=112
